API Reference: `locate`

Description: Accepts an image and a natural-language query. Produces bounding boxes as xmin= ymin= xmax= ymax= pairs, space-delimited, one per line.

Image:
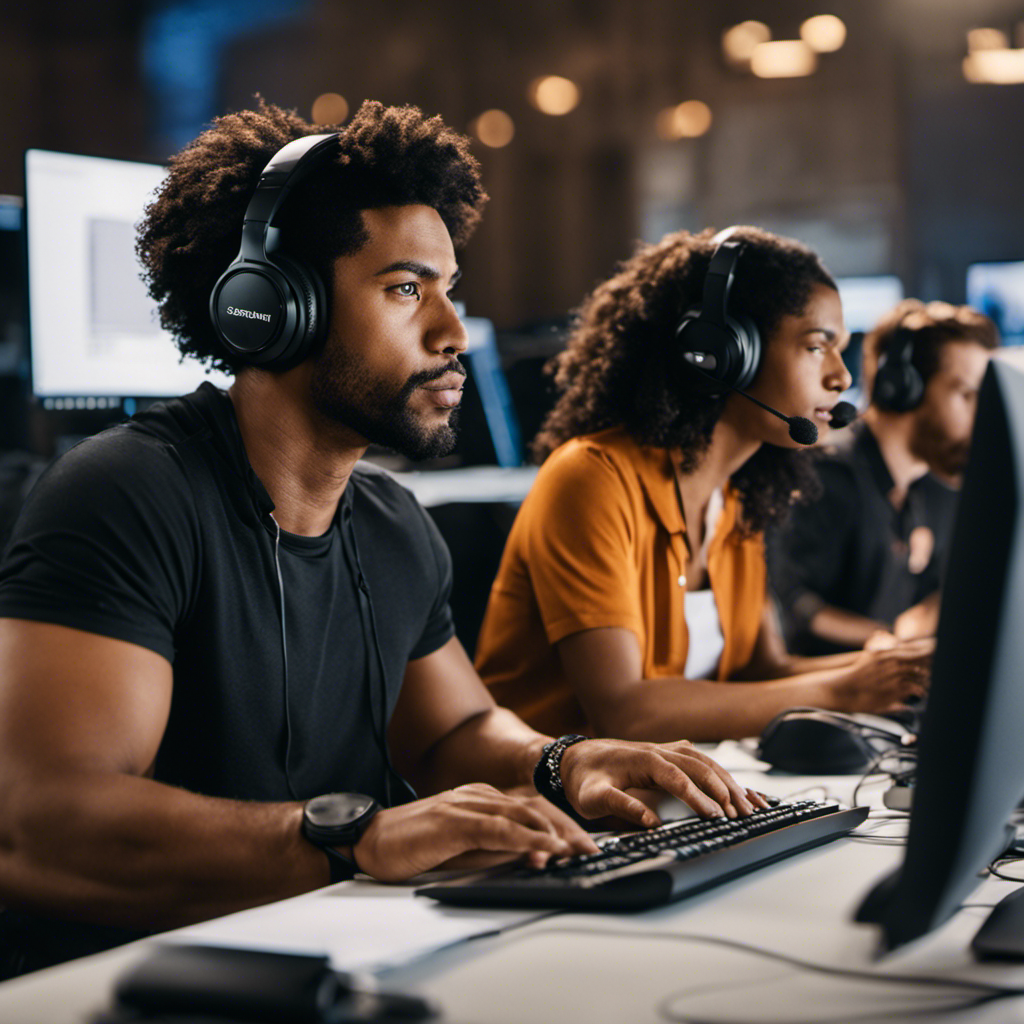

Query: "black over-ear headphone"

xmin=871 ymin=319 xmax=924 ymax=413
xmin=675 ymin=230 xmax=762 ymax=395
xmin=209 ymin=133 xmax=339 ymax=371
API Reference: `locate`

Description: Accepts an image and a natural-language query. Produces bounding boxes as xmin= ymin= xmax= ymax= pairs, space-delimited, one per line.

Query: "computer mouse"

xmin=757 ymin=709 xmax=881 ymax=774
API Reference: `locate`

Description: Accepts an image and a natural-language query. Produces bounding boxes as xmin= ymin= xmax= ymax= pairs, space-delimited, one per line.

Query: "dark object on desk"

xmin=757 ymin=709 xmax=903 ymax=775
xmin=418 ymin=799 xmax=867 ymax=911
xmin=854 ymin=360 xmax=1024 ymax=959
xmin=99 ymin=944 xmax=436 ymax=1023
xmin=972 ymin=887 xmax=1024 ymax=960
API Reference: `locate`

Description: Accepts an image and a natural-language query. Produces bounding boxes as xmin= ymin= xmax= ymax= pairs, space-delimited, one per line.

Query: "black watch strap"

xmin=533 ymin=733 xmax=588 ymax=813
xmin=323 ymin=845 xmax=358 ymax=884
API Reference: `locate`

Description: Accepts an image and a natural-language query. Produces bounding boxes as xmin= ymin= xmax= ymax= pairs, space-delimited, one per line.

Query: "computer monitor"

xmin=833 ymin=275 xmax=904 ymax=395
xmin=459 ymin=316 xmax=523 ymax=468
xmin=24 ymin=149 xmax=231 ymax=408
xmin=855 ymin=357 xmax=1024 ymax=956
xmin=967 ymin=260 xmax=1024 ymax=346
xmin=0 ymin=195 xmax=24 ymax=377
xmin=834 ymin=275 xmax=904 ymax=336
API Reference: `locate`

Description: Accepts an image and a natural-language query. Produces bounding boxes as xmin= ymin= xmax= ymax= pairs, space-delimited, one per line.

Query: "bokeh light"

xmin=751 ymin=40 xmax=818 ymax=78
xmin=722 ymin=21 xmax=771 ymax=66
xmin=655 ymin=100 xmax=713 ymax=140
xmin=311 ymin=92 xmax=349 ymax=125
xmin=800 ymin=15 xmax=847 ymax=54
xmin=473 ymin=109 xmax=515 ymax=148
xmin=529 ymin=76 xmax=580 ymax=115
xmin=967 ymin=28 xmax=1010 ymax=52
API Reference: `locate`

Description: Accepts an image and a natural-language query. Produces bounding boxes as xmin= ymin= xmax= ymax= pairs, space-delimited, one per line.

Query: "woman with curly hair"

xmin=475 ymin=226 xmax=930 ymax=742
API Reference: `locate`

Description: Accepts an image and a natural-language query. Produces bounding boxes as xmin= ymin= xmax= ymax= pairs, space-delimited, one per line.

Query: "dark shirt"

xmin=769 ymin=424 xmax=959 ymax=655
xmin=0 ymin=383 xmax=454 ymax=972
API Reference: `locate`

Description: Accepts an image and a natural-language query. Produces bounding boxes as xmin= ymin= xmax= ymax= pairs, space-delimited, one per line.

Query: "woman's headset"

xmin=674 ymin=229 xmax=762 ymax=395
xmin=209 ymin=133 xmax=339 ymax=371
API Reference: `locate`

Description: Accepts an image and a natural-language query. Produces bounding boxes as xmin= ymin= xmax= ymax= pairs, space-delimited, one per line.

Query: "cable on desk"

xmin=986 ymin=855 xmax=1024 ymax=883
xmin=521 ymin=925 xmax=1024 ymax=996
xmin=515 ymin=925 xmax=1024 ymax=1024
xmin=851 ymin=746 xmax=917 ymax=809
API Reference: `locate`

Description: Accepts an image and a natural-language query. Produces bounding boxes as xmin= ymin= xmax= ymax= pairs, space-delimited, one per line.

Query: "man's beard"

xmin=310 ymin=344 xmax=464 ymax=461
xmin=910 ymin=413 xmax=970 ymax=479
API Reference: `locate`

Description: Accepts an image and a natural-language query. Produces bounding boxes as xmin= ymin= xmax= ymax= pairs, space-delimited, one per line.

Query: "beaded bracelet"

xmin=532 ymin=733 xmax=588 ymax=812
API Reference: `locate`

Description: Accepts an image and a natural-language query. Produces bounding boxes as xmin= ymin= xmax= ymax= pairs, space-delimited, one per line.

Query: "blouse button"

xmin=677 ymin=575 xmax=687 ymax=587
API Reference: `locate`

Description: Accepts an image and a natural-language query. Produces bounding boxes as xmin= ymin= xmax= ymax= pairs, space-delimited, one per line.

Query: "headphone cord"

xmin=270 ymin=513 xmax=299 ymax=801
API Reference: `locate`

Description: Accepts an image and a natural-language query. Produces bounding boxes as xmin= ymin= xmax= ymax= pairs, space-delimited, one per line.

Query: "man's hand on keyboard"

xmin=351 ymin=783 xmax=601 ymax=881
xmin=558 ymin=739 xmax=769 ymax=829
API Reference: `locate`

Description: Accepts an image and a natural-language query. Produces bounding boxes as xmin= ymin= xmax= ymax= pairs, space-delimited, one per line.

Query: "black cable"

xmin=851 ymin=746 xmax=917 ymax=808
xmin=511 ymin=925 xmax=1024 ymax=1024
xmin=522 ymin=925 xmax=1024 ymax=996
xmin=987 ymin=856 xmax=1024 ymax=883
xmin=270 ymin=514 xmax=299 ymax=801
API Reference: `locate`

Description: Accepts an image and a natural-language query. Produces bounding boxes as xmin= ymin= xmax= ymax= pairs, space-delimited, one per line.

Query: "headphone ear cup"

xmin=726 ymin=312 xmax=761 ymax=391
xmin=267 ymin=253 xmax=326 ymax=370
xmin=872 ymin=359 xmax=924 ymax=413
xmin=675 ymin=314 xmax=733 ymax=394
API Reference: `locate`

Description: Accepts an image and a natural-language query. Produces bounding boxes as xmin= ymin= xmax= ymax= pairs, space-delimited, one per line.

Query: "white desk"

xmin=3 ymin=750 xmax=1024 ymax=1023
xmin=385 ymin=465 xmax=538 ymax=508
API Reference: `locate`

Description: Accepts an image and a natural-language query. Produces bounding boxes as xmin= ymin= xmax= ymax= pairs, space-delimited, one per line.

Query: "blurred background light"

xmin=963 ymin=47 xmax=1024 ymax=84
xmin=473 ymin=109 xmax=515 ymax=148
xmin=722 ymin=20 xmax=771 ymax=67
xmin=751 ymin=39 xmax=818 ymax=78
xmin=967 ymin=27 xmax=1010 ymax=52
xmin=311 ymin=92 xmax=349 ymax=125
xmin=528 ymin=75 xmax=580 ymax=115
xmin=800 ymin=15 xmax=847 ymax=54
xmin=655 ymin=100 xmax=712 ymax=140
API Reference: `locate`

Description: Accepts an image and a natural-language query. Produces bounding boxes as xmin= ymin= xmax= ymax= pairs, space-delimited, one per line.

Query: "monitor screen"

xmin=0 ymin=195 xmax=24 ymax=377
xmin=834 ymin=275 xmax=904 ymax=335
xmin=855 ymin=358 xmax=1024 ymax=956
xmin=967 ymin=260 xmax=1024 ymax=346
xmin=460 ymin=316 xmax=523 ymax=468
xmin=24 ymin=149 xmax=231 ymax=404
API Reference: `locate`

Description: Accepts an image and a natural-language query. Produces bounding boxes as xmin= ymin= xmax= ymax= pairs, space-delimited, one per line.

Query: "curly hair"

xmin=137 ymin=98 xmax=488 ymax=374
xmin=532 ymin=226 xmax=837 ymax=533
xmin=861 ymin=298 xmax=1001 ymax=401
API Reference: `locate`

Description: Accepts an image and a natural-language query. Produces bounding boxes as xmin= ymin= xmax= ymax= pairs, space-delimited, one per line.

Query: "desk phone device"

xmin=418 ymin=799 xmax=867 ymax=910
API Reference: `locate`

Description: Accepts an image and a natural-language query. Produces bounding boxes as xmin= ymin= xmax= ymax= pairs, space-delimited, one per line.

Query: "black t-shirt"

xmin=768 ymin=424 xmax=959 ymax=655
xmin=0 ymin=383 xmax=455 ymax=804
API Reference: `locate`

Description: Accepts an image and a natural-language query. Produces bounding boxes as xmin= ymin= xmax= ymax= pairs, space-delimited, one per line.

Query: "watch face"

xmin=305 ymin=793 xmax=376 ymax=828
xmin=303 ymin=792 xmax=380 ymax=846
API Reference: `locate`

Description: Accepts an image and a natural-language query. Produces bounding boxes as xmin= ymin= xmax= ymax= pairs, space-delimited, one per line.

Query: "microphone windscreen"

xmin=830 ymin=401 xmax=858 ymax=429
xmin=788 ymin=416 xmax=819 ymax=445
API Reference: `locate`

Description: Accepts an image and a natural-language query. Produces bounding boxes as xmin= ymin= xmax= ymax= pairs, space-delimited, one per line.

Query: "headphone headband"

xmin=238 ymin=134 xmax=340 ymax=262
xmin=210 ymin=133 xmax=340 ymax=371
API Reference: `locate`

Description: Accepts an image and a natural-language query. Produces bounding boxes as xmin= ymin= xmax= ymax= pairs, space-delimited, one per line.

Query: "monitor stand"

xmin=972 ymin=886 xmax=1024 ymax=959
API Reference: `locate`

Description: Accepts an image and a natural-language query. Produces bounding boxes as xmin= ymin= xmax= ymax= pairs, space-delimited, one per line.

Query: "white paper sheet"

xmin=164 ymin=883 xmax=549 ymax=974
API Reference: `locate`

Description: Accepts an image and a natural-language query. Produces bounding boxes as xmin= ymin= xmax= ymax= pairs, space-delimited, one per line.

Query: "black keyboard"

xmin=416 ymin=800 xmax=869 ymax=911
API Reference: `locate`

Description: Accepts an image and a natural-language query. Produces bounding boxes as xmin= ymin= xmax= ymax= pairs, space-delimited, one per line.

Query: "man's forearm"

xmin=0 ymin=769 xmax=327 ymax=931
xmin=411 ymin=707 xmax=551 ymax=796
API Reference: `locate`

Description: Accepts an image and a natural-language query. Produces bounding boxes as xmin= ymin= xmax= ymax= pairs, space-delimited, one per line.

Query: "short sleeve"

xmin=407 ymin=503 xmax=456 ymax=659
xmin=519 ymin=445 xmax=644 ymax=644
xmin=0 ymin=431 xmax=198 ymax=661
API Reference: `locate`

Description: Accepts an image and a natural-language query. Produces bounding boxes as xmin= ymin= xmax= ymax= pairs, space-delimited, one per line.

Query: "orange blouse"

xmin=475 ymin=428 xmax=767 ymax=736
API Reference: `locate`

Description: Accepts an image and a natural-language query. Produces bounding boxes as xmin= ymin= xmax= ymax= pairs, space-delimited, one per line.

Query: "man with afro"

xmin=0 ymin=100 xmax=759 ymax=975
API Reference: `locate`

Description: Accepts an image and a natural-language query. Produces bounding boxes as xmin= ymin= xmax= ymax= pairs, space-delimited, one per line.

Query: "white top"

xmin=682 ymin=488 xmax=725 ymax=680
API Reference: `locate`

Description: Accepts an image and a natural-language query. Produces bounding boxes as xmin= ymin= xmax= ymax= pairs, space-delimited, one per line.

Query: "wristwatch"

xmin=302 ymin=793 xmax=382 ymax=883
